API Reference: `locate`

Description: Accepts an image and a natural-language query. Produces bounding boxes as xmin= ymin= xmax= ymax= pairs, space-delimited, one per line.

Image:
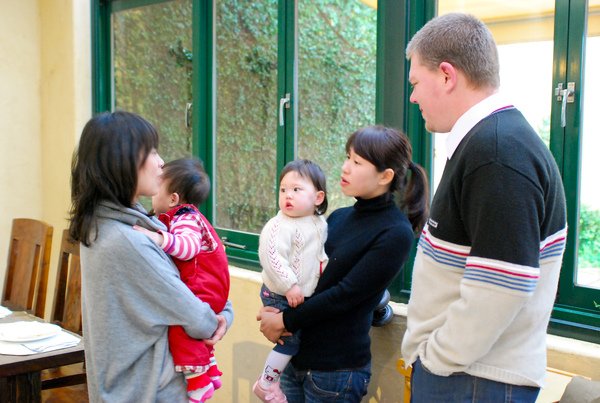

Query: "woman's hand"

xmin=204 ymin=315 xmax=227 ymax=346
xmin=257 ymin=306 xmax=290 ymax=344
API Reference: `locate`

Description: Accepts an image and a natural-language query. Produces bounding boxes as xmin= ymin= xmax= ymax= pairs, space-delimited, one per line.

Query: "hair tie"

xmin=408 ymin=162 xmax=416 ymax=171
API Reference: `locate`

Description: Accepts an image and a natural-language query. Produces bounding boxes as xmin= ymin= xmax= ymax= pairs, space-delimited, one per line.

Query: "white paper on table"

xmin=0 ymin=330 xmax=81 ymax=356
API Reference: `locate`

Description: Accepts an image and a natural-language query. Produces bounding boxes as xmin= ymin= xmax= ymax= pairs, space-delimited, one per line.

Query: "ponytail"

xmin=400 ymin=162 xmax=429 ymax=234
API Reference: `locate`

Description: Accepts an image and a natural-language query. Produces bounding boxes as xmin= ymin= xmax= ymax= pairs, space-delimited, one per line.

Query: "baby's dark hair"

xmin=162 ymin=158 xmax=210 ymax=207
xmin=279 ymin=159 xmax=328 ymax=215
xmin=346 ymin=126 xmax=429 ymax=234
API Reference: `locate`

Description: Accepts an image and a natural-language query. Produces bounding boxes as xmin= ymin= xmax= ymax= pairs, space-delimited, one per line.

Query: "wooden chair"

xmin=2 ymin=218 xmax=53 ymax=318
xmin=397 ymin=358 xmax=412 ymax=403
xmin=41 ymin=229 xmax=87 ymax=394
xmin=50 ymin=229 xmax=82 ymax=334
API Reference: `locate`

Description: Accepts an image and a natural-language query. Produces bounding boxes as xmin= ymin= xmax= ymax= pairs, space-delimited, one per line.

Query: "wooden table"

xmin=0 ymin=311 xmax=84 ymax=403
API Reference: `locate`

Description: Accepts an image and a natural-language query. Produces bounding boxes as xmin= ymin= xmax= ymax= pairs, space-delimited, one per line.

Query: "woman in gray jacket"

xmin=69 ymin=111 xmax=233 ymax=402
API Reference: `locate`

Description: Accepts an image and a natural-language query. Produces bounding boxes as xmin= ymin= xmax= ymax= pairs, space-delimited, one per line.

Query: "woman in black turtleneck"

xmin=258 ymin=126 xmax=430 ymax=403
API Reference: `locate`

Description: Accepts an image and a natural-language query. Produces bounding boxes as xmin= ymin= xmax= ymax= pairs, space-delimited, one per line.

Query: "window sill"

xmin=389 ymin=301 xmax=600 ymax=380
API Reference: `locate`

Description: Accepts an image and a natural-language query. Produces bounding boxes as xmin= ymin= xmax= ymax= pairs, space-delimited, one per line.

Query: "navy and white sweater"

xmin=283 ymin=193 xmax=414 ymax=371
xmin=402 ymin=105 xmax=567 ymax=387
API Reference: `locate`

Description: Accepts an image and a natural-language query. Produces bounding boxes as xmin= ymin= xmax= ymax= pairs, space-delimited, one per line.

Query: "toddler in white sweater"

xmin=253 ymin=159 xmax=328 ymax=403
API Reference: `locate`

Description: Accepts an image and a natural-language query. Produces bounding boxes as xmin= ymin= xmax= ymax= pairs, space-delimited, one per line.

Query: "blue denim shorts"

xmin=260 ymin=284 xmax=301 ymax=355
xmin=411 ymin=358 xmax=540 ymax=402
xmin=280 ymin=361 xmax=371 ymax=403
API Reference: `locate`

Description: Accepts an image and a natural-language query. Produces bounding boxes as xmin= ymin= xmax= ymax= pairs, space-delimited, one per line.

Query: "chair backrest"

xmin=3 ymin=218 xmax=53 ymax=318
xmin=51 ymin=229 xmax=82 ymax=334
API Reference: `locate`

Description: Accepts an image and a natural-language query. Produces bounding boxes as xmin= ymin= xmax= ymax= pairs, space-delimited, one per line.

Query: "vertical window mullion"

xmin=277 ymin=0 xmax=296 ymax=172
xmin=193 ymin=0 xmax=213 ymax=218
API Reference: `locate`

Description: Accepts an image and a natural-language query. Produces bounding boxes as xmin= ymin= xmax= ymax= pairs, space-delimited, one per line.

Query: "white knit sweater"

xmin=259 ymin=211 xmax=328 ymax=296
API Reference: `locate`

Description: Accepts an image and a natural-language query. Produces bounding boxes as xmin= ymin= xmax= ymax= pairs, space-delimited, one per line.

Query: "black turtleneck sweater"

xmin=282 ymin=193 xmax=414 ymax=370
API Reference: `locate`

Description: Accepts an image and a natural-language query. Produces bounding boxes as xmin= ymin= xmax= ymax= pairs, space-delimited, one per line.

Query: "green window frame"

xmin=214 ymin=1 xmax=418 ymax=272
xmin=547 ymin=0 xmax=600 ymax=343
xmin=92 ymin=0 xmax=600 ymax=343
xmin=91 ymin=0 xmax=416 ymax=284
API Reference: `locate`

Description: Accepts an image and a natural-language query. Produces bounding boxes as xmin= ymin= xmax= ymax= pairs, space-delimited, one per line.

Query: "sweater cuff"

xmin=282 ymin=308 xmax=298 ymax=333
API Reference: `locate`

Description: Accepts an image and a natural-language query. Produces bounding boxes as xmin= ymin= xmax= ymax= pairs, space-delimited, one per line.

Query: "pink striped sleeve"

xmin=161 ymin=213 xmax=202 ymax=260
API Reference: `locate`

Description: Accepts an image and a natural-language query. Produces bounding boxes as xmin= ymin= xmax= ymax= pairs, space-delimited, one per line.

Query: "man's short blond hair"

xmin=406 ymin=13 xmax=500 ymax=89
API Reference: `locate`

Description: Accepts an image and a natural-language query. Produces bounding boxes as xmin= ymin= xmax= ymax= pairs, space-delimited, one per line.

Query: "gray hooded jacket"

xmin=80 ymin=201 xmax=233 ymax=402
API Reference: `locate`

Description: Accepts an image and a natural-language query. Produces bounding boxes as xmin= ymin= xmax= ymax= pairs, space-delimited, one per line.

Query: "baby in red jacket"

xmin=136 ymin=158 xmax=230 ymax=403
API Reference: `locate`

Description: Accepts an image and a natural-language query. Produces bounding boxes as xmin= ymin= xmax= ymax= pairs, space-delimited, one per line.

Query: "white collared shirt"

xmin=445 ymin=93 xmax=513 ymax=159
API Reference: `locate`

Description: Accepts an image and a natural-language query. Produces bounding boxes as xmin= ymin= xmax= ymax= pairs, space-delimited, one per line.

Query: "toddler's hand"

xmin=285 ymin=285 xmax=304 ymax=308
xmin=133 ymin=225 xmax=164 ymax=246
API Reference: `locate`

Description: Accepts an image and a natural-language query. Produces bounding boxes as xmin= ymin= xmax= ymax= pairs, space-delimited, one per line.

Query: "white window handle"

xmin=555 ymin=82 xmax=575 ymax=128
xmin=185 ymin=102 xmax=192 ymax=128
xmin=279 ymin=93 xmax=290 ymax=126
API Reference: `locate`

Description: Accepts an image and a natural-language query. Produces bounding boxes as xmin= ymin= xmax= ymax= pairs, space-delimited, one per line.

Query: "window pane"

xmin=297 ymin=0 xmax=377 ymax=212
xmin=576 ymin=6 xmax=600 ymax=289
xmin=215 ymin=0 xmax=278 ymax=233
xmin=433 ymin=1 xmax=555 ymax=192
xmin=112 ymin=0 xmax=193 ymax=163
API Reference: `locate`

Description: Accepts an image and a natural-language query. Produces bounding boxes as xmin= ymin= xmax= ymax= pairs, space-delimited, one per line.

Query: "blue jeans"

xmin=411 ymin=358 xmax=540 ymax=403
xmin=260 ymin=284 xmax=302 ymax=355
xmin=280 ymin=362 xmax=371 ymax=403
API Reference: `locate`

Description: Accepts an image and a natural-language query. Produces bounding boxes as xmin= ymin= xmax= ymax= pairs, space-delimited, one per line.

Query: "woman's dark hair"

xmin=346 ymin=125 xmax=429 ymax=233
xmin=279 ymin=159 xmax=328 ymax=215
xmin=162 ymin=158 xmax=210 ymax=207
xmin=69 ymin=111 xmax=159 ymax=246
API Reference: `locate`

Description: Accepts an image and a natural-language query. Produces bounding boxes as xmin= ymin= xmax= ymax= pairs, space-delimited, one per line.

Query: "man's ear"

xmin=315 ymin=190 xmax=325 ymax=207
xmin=439 ymin=61 xmax=458 ymax=90
xmin=169 ymin=192 xmax=180 ymax=207
xmin=379 ymin=168 xmax=395 ymax=186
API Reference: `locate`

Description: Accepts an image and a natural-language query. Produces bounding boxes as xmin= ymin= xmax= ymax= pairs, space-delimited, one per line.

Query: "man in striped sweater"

xmin=401 ymin=13 xmax=567 ymax=402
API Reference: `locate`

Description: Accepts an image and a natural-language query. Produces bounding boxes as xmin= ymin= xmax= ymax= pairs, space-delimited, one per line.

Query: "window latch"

xmin=221 ymin=237 xmax=247 ymax=250
xmin=555 ymin=82 xmax=575 ymax=127
xmin=279 ymin=93 xmax=291 ymax=126
xmin=185 ymin=102 xmax=192 ymax=128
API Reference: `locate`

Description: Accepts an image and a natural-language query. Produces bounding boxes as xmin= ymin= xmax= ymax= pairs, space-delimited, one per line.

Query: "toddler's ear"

xmin=315 ymin=190 xmax=325 ymax=207
xmin=169 ymin=192 xmax=180 ymax=207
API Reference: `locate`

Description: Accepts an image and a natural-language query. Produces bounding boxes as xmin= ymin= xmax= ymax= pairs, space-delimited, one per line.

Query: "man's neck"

xmin=455 ymin=86 xmax=498 ymax=118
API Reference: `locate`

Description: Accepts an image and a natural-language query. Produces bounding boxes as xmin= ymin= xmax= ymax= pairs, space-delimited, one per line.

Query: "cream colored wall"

xmin=0 ymin=1 xmax=43 ymax=295
xmin=39 ymin=0 xmax=91 ymax=318
xmin=0 ymin=0 xmax=90 ymax=318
